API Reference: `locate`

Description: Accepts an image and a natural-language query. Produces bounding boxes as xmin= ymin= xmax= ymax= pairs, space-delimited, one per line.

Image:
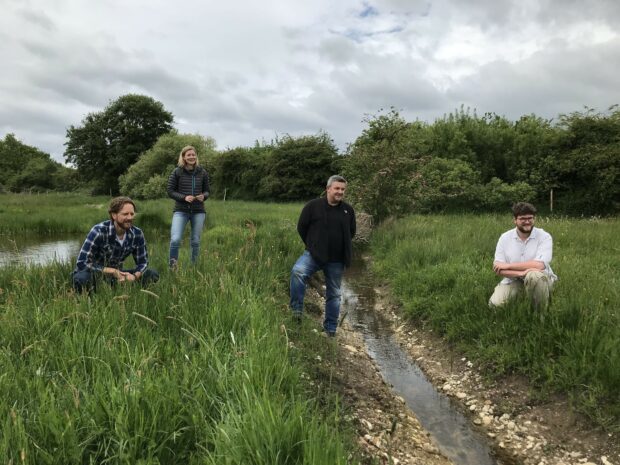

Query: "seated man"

xmin=72 ymin=196 xmax=159 ymax=293
xmin=489 ymin=202 xmax=557 ymax=309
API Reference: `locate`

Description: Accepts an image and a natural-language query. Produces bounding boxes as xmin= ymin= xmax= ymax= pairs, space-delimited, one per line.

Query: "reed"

xmin=0 ymin=196 xmax=351 ymax=464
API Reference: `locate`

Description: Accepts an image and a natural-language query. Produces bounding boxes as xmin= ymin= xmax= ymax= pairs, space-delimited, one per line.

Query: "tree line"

xmin=1 ymin=94 xmax=618 ymax=217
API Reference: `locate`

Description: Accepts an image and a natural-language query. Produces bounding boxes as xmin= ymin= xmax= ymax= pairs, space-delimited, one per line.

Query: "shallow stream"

xmin=342 ymin=257 xmax=501 ymax=465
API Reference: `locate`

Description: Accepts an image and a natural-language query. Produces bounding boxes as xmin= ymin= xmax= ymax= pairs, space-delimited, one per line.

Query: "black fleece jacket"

xmin=167 ymin=166 xmax=210 ymax=213
xmin=297 ymin=197 xmax=356 ymax=267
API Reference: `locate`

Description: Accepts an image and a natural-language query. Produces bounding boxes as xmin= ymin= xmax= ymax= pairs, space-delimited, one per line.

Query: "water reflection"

xmin=0 ymin=237 xmax=81 ymax=267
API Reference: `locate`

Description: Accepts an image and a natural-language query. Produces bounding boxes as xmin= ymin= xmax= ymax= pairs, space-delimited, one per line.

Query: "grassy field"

xmin=370 ymin=214 xmax=620 ymax=429
xmin=0 ymin=194 xmax=353 ymax=464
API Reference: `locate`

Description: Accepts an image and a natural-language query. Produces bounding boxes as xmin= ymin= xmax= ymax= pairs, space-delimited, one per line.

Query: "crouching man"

xmin=490 ymin=202 xmax=557 ymax=310
xmin=72 ymin=196 xmax=159 ymax=293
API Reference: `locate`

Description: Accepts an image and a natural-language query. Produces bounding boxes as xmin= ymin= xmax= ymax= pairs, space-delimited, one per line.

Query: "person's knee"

xmin=142 ymin=269 xmax=159 ymax=284
xmin=524 ymin=270 xmax=546 ymax=284
xmin=488 ymin=294 xmax=506 ymax=308
xmin=488 ymin=285 xmax=513 ymax=308
xmin=291 ymin=263 xmax=310 ymax=281
xmin=72 ymin=270 xmax=93 ymax=292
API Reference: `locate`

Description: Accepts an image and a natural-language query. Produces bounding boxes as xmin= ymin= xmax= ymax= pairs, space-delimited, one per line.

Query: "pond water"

xmin=0 ymin=236 xmax=82 ymax=267
xmin=342 ymin=257 xmax=503 ymax=465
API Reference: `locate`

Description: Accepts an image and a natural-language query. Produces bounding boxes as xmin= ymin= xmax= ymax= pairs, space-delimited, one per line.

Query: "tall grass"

xmin=0 ymin=196 xmax=351 ymax=464
xmin=370 ymin=214 xmax=620 ymax=429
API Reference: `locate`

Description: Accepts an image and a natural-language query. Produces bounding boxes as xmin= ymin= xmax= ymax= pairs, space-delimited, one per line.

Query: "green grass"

xmin=0 ymin=195 xmax=353 ymax=464
xmin=370 ymin=213 xmax=620 ymax=429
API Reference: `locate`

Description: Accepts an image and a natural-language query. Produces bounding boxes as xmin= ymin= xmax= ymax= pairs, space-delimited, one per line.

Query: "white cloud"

xmin=1 ymin=0 xmax=619 ymax=162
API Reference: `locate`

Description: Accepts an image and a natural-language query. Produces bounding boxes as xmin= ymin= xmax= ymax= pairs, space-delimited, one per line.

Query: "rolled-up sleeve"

xmin=493 ymin=235 xmax=507 ymax=264
xmin=535 ymin=234 xmax=553 ymax=271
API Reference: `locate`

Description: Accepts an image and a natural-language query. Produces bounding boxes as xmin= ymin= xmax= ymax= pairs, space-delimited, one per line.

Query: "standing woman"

xmin=167 ymin=145 xmax=210 ymax=268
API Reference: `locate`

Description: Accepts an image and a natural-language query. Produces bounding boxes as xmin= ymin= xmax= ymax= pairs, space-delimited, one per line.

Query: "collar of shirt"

xmin=511 ymin=226 xmax=538 ymax=242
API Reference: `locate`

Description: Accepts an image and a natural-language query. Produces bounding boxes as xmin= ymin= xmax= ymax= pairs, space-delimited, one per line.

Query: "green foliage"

xmin=258 ymin=132 xmax=339 ymax=201
xmin=0 ymin=193 xmax=111 ymax=234
xmin=0 ymin=134 xmax=78 ymax=192
xmin=413 ymin=157 xmax=481 ymax=212
xmin=370 ymin=214 xmax=620 ymax=428
xmin=344 ymin=106 xmax=619 ymax=218
xmin=119 ymin=132 xmax=216 ymax=199
xmin=64 ymin=94 xmax=174 ymax=195
xmin=478 ymin=178 xmax=536 ymax=211
xmin=543 ymin=107 xmax=620 ymax=214
xmin=208 ymin=145 xmax=270 ymax=200
xmin=343 ymin=109 xmax=423 ymax=220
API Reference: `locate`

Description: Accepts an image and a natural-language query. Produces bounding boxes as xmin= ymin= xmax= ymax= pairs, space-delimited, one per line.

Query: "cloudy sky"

xmin=2 ymin=0 xmax=619 ymax=163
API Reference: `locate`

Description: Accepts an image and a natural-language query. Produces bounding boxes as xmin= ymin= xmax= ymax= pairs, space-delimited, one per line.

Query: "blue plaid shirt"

xmin=74 ymin=220 xmax=149 ymax=273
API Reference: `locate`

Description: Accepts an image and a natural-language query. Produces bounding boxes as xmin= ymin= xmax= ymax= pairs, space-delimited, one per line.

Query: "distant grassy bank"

xmin=0 ymin=194 xmax=353 ymax=464
xmin=370 ymin=214 xmax=620 ymax=429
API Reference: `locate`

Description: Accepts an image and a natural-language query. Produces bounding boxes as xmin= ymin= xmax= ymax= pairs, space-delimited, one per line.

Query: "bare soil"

xmin=295 ymin=277 xmax=619 ymax=465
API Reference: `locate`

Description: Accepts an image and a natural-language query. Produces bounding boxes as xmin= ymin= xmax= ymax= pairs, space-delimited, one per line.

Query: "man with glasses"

xmin=489 ymin=202 xmax=557 ymax=309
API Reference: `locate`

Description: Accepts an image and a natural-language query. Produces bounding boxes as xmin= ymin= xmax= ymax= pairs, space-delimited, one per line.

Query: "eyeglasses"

xmin=516 ymin=216 xmax=534 ymax=222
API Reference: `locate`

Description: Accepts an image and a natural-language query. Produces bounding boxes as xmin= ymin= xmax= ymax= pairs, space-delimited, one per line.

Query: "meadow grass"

xmin=0 ymin=195 xmax=353 ymax=464
xmin=370 ymin=214 xmax=620 ymax=429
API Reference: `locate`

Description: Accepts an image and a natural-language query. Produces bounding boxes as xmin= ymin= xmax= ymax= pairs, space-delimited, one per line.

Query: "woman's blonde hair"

xmin=177 ymin=145 xmax=200 ymax=167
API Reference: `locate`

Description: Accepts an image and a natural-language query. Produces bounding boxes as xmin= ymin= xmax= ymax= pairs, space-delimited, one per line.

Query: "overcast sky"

xmin=2 ymin=0 xmax=619 ymax=163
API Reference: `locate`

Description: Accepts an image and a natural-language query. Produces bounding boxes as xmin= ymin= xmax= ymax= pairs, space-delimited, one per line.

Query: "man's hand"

xmin=195 ymin=194 xmax=205 ymax=201
xmin=493 ymin=262 xmax=509 ymax=274
xmin=123 ymin=272 xmax=137 ymax=282
xmin=184 ymin=195 xmax=195 ymax=203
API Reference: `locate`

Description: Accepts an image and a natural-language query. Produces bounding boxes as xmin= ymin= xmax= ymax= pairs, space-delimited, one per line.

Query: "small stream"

xmin=342 ymin=257 xmax=500 ymax=465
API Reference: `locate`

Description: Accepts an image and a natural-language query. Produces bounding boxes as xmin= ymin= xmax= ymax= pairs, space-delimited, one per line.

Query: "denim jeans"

xmin=169 ymin=211 xmax=206 ymax=266
xmin=290 ymin=250 xmax=344 ymax=334
xmin=72 ymin=268 xmax=159 ymax=293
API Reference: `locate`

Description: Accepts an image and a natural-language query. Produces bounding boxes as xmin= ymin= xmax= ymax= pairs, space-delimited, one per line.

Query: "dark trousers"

xmin=72 ymin=269 xmax=159 ymax=293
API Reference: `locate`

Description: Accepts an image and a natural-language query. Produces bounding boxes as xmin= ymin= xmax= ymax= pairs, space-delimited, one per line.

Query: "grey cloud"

xmin=18 ymin=8 xmax=55 ymax=31
xmin=448 ymin=37 xmax=620 ymax=120
xmin=332 ymin=54 xmax=447 ymax=112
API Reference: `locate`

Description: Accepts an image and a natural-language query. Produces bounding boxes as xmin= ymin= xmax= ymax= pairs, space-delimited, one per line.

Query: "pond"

xmin=0 ymin=236 xmax=82 ymax=267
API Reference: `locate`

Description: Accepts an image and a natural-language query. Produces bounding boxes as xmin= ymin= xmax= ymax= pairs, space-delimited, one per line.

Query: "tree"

xmin=64 ymin=94 xmax=174 ymax=194
xmin=0 ymin=133 xmax=77 ymax=192
xmin=543 ymin=108 xmax=620 ymax=214
xmin=343 ymin=110 xmax=424 ymax=220
xmin=119 ymin=132 xmax=216 ymax=199
xmin=258 ymin=132 xmax=339 ymax=201
xmin=209 ymin=145 xmax=270 ymax=200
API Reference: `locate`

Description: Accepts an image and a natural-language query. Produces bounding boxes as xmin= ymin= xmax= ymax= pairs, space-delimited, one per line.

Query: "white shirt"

xmin=494 ymin=227 xmax=557 ymax=284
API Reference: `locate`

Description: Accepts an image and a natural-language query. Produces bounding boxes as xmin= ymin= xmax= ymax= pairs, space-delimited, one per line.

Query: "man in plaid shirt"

xmin=72 ymin=196 xmax=159 ymax=293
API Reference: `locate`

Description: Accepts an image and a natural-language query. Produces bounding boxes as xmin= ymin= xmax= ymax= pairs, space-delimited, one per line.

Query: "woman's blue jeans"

xmin=169 ymin=211 xmax=206 ymax=266
xmin=290 ymin=251 xmax=344 ymax=334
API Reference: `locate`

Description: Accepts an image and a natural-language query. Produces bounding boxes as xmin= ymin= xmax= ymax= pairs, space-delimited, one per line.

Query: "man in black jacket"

xmin=290 ymin=175 xmax=356 ymax=336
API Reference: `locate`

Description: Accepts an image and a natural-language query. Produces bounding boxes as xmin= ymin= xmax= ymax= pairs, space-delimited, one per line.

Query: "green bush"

xmin=120 ymin=132 xmax=217 ymax=199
